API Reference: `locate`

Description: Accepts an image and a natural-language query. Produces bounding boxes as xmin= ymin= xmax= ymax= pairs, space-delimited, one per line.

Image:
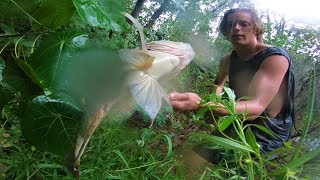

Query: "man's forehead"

xmin=227 ymin=11 xmax=253 ymax=22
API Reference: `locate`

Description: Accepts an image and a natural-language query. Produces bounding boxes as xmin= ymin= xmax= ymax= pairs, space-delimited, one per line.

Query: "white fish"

xmin=119 ymin=13 xmax=195 ymax=124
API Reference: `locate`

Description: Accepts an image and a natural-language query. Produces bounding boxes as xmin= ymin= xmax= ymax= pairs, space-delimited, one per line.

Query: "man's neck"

xmin=233 ymin=42 xmax=259 ymax=61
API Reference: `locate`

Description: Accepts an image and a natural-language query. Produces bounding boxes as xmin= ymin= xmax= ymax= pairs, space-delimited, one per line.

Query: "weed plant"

xmin=191 ymin=77 xmax=320 ymax=179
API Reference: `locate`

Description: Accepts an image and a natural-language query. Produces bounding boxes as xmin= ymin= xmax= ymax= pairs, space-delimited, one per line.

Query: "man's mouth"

xmin=232 ymin=34 xmax=243 ymax=38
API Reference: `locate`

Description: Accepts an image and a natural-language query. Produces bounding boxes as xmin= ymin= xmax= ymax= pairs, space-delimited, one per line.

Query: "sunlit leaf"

xmin=223 ymin=87 xmax=236 ymax=101
xmin=21 ymin=95 xmax=83 ymax=155
xmin=32 ymin=0 xmax=75 ymax=29
xmin=28 ymin=31 xmax=89 ymax=93
xmin=72 ymin=0 xmax=125 ymax=31
xmin=193 ymin=133 xmax=254 ymax=153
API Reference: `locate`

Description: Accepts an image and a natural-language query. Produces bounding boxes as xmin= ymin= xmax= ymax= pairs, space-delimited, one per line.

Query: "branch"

xmin=145 ymin=0 xmax=170 ymax=28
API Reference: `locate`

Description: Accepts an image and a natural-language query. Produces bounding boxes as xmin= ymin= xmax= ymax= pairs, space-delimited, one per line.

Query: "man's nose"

xmin=233 ymin=23 xmax=241 ymax=30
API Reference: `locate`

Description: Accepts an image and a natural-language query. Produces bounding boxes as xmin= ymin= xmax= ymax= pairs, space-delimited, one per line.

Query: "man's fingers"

xmin=169 ymin=92 xmax=192 ymax=101
xmin=171 ymin=100 xmax=191 ymax=111
xmin=169 ymin=92 xmax=202 ymax=111
xmin=169 ymin=92 xmax=185 ymax=101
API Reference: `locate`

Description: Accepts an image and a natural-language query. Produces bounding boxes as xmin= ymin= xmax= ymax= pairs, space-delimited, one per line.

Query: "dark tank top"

xmin=229 ymin=47 xmax=295 ymax=152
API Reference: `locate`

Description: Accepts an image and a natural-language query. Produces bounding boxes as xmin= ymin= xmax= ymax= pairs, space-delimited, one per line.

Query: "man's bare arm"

xmin=212 ymin=55 xmax=289 ymax=118
xmin=212 ymin=53 xmax=230 ymax=94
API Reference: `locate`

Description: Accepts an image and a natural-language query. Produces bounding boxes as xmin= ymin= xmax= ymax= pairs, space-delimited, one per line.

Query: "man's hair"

xmin=219 ymin=8 xmax=264 ymax=42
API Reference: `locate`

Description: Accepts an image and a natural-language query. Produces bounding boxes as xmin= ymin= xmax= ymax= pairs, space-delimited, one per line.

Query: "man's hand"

xmin=169 ymin=92 xmax=201 ymax=111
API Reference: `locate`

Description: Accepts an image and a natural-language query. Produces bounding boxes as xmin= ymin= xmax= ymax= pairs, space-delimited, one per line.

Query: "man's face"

xmin=225 ymin=11 xmax=257 ymax=45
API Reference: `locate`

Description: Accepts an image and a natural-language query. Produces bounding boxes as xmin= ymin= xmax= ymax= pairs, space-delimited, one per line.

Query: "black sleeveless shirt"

xmin=229 ymin=47 xmax=295 ymax=152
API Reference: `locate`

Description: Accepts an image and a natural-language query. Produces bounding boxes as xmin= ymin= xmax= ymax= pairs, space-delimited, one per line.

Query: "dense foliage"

xmin=0 ymin=0 xmax=319 ymax=179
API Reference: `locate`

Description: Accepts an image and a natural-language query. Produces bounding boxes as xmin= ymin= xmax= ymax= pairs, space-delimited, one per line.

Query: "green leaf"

xmin=72 ymin=0 xmax=125 ymax=31
xmin=218 ymin=115 xmax=236 ymax=132
xmin=0 ymin=84 xmax=14 ymax=111
xmin=222 ymin=99 xmax=235 ymax=114
xmin=0 ymin=57 xmax=4 ymax=82
xmin=0 ymin=0 xmax=39 ymax=19
xmin=193 ymin=133 xmax=254 ymax=153
xmin=28 ymin=31 xmax=89 ymax=93
xmin=32 ymin=0 xmax=75 ymax=29
xmin=13 ymin=57 xmax=41 ymax=87
xmin=111 ymin=150 xmax=129 ymax=168
xmin=195 ymin=104 xmax=211 ymax=118
xmin=246 ymin=124 xmax=276 ymax=138
xmin=223 ymin=87 xmax=236 ymax=101
xmin=21 ymin=95 xmax=83 ymax=155
xmin=245 ymin=127 xmax=260 ymax=152
xmin=153 ymin=134 xmax=173 ymax=159
xmin=272 ymin=148 xmax=320 ymax=175
xmin=4 ymin=56 xmax=42 ymax=98
xmin=141 ymin=128 xmax=156 ymax=141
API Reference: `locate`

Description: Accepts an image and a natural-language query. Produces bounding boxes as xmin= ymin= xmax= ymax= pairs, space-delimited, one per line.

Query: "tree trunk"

xmin=131 ymin=0 xmax=147 ymax=19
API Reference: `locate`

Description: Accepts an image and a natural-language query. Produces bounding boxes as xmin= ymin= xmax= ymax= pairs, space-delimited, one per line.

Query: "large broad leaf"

xmin=28 ymin=31 xmax=89 ymax=93
xmin=0 ymin=0 xmax=40 ymax=19
xmin=72 ymin=0 xmax=125 ymax=31
xmin=4 ymin=57 xmax=42 ymax=98
xmin=21 ymin=95 xmax=83 ymax=155
xmin=32 ymin=0 xmax=75 ymax=29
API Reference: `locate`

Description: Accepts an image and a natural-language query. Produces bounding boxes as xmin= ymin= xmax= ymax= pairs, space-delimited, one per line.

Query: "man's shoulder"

xmin=256 ymin=46 xmax=290 ymax=62
xmin=258 ymin=43 xmax=287 ymax=53
xmin=221 ymin=51 xmax=233 ymax=61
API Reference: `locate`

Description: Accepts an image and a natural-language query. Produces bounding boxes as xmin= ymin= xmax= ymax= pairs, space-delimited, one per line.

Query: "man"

xmin=169 ymin=8 xmax=294 ymax=165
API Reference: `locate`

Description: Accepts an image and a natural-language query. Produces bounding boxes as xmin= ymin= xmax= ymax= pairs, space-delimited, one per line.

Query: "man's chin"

xmin=231 ymin=40 xmax=245 ymax=46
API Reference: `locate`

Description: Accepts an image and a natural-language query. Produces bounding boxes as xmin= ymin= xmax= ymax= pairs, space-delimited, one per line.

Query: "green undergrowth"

xmin=0 ymin=111 xmax=187 ymax=179
xmin=1 ymin=62 xmax=319 ymax=179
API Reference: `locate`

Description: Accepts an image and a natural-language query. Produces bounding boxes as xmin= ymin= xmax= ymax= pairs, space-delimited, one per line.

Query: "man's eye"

xmin=240 ymin=22 xmax=250 ymax=27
